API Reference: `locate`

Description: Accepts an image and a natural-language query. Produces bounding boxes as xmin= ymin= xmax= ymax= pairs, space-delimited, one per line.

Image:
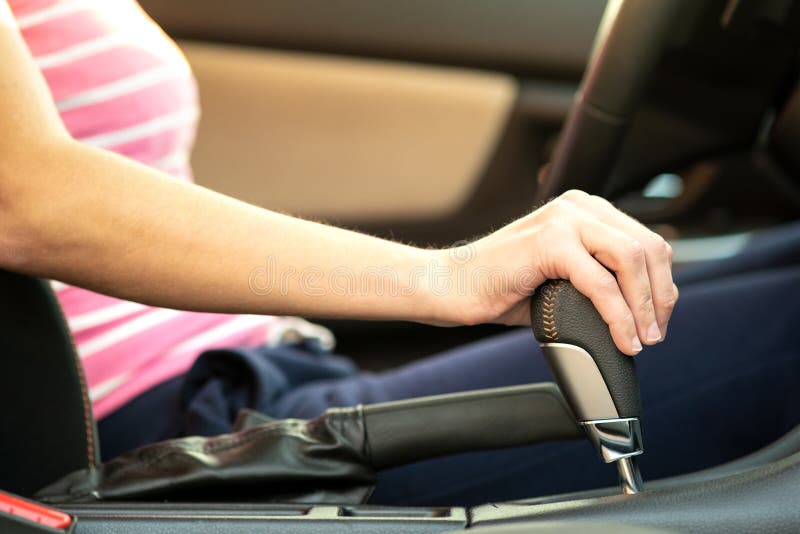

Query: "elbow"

xmin=0 ymin=203 xmax=34 ymax=275
xmin=0 ymin=137 xmax=75 ymax=273
xmin=0 ymin=167 xmax=37 ymax=273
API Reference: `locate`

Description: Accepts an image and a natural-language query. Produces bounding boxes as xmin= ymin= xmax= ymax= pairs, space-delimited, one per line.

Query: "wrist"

xmin=416 ymin=246 xmax=478 ymax=326
xmin=392 ymin=247 xmax=451 ymax=326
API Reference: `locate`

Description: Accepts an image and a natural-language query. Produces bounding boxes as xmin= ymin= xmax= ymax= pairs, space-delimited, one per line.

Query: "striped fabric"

xmin=8 ymin=0 xmax=334 ymax=419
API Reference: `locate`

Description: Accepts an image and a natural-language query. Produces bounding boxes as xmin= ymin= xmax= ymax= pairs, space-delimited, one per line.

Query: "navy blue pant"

xmin=99 ymin=222 xmax=800 ymax=506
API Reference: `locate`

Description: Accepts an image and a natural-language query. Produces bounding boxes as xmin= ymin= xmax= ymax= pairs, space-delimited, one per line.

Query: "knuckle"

xmin=622 ymin=239 xmax=646 ymax=263
xmin=553 ymin=197 xmax=580 ymax=215
xmin=660 ymin=296 xmax=677 ymax=311
xmin=596 ymin=271 xmax=618 ymax=293
xmin=646 ymin=233 xmax=669 ymax=256
xmin=670 ymin=284 xmax=680 ymax=304
xmin=613 ymin=309 xmax=635 ymax=329
xmin=638 ymin=290 xmax=655 ymax=314
xmin=590 ymin=194 xmax=612 ymax=208
xmin=659 ymin=287 xmax=679 ymax=310
xmin=562 ymin=189 xmax=589 ymax=203
xmin=542 ymin=198 xmax=566 ymax=217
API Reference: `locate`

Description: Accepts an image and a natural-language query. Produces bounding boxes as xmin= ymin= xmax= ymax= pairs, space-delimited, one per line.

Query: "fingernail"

xmin=646 ymin=322 xmax=662 ymax=343
xmin=631 ymin=336 xmax=643 ymax=354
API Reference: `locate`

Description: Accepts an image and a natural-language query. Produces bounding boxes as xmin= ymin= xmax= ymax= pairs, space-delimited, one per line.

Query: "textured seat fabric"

xmin=0 ymin=270 xmax=99 ymax=496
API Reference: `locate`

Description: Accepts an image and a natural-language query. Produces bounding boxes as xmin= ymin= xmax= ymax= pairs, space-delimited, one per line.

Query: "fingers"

xmin=577 ymin=219 xmax=659 ymax=348
xmin=560 ymin=190 xmax=677 ymax=343
xmin=586 ymin=197 xmax=675 ymax=336
xmin=563 ymin=242 xmax=643 ymax=355
xmin=663 ymin=283 xmax=678 ymax=337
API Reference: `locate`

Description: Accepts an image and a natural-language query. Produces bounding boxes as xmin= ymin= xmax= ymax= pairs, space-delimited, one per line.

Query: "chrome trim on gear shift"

xmin=540 ymin=343 xmax=620 ymax=421
xmin=541 ymin=342 xmax=645 ymax=494
xmin=581 ymin=418 xmax=643 ymax=463
xmin=617 ymin=455 xmax=645 ymax=494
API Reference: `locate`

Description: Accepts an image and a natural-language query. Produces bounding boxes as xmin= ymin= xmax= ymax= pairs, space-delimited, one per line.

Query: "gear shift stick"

xmin=531 ymin=280 xmax=644 ymax=494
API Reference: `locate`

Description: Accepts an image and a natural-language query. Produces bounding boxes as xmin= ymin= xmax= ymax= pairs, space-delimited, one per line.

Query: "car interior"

xmin=1 ymin=0 xmax=800 ymax=532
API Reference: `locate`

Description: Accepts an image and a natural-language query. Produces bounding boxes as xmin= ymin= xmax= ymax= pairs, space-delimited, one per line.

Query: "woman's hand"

xmin=436 ymin=190 xmax=679 ymax=355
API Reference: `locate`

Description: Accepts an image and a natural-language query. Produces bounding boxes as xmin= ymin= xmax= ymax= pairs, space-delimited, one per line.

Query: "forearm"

xmin=2 ymin=140 xmax=442 ymax=323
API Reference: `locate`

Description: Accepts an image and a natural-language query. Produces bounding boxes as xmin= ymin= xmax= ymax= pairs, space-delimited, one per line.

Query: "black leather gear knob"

xmin=531 ymin=279 xmax=642 ymax=419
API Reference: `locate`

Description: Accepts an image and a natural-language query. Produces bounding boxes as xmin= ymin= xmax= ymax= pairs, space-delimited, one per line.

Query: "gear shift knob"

xmin=531 ymin=279 xmax=644 ymax=494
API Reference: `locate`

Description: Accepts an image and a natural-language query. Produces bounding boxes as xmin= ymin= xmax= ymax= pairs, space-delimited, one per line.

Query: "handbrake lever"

xmin=532 ymin=280 xmax=644 ymax=494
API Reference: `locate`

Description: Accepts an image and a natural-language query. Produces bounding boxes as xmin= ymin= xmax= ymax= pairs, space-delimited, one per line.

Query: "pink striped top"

xmin=8 ymin=0 xmax=333 ymax=419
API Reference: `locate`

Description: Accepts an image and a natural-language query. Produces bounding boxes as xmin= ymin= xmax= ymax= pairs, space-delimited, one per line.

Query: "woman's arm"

xmin=0 ymin=4 xmax=436 ymax=323
xmin=0 ymin=5 xmax=676 ymax=355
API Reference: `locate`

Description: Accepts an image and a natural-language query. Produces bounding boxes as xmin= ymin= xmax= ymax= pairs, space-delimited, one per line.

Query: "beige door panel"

xmin=181 ymin=41 xmax=517 ymax=222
